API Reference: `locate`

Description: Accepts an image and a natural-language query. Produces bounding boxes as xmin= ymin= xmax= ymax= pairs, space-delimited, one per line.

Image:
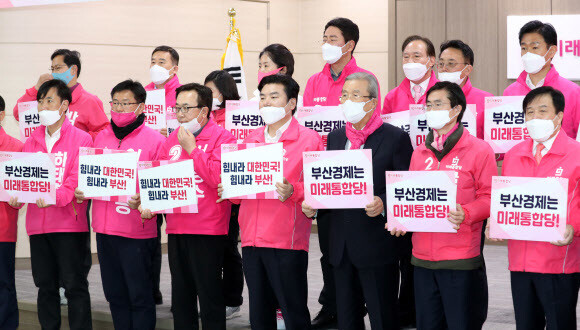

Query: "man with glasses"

xmin=13 ymin=49 xmax=108 ymax=140
xmin=303 ymin=17 xmax=381 ymax=329
xmin=382 ymin=35 xmax=438 ymax=114
xmin=74 ymin=80 xmax=165 ymax=330
xmin=390 ymin=81 xmax=496 ymax=330
xmin=437 ymin=40 xmax=493 ymax=140
xmin=140 ymin=83 xmax=236 ymax=329
xmin=303 ymin=72 xmax=413 ymax=330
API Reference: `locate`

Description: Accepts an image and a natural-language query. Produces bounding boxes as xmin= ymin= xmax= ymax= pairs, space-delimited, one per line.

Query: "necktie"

xmin=534 ymin=143 xmax=545 ymax=164
xmin=413 ymin=84 xmax=422 ymax=103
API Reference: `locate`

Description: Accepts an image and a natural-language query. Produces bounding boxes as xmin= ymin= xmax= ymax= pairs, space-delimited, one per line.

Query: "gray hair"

xmin=344 ymin=72 xmax=378 ymax=99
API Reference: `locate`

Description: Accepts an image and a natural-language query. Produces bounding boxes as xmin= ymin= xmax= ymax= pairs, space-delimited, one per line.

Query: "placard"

xmin=409 ymin=105 xmax=429 ymax=149
xmin=225 ymin=100 xmax=263 ymax=142
xmin=138 ymin=160 xmax=198 ymax=213
xmin=296 ymin=106 xmax=345 ymax=148
xmin=221 ymin=143 xmax=283 ymax=199
xmin=144 ymin=89 xmax=166 ymax=130
xmin=381 ymin=110 xmax=410 ymax=134
xmin=18 ymin=101 xmax=40 ymax=141
xmin=78 ymin=147 xmax=138 ymax=198
xmin=386 ymin=171 xmax=457 ymax=233
xmin=490 ymin=176 xmax=567 ymax=242
xmin=0 ymin=152 xmax=56 ymax=204
xmin=484 ymin=96 xmax=528 ymax=153
xmin=303 ymin=149 xmax=373 ymax=209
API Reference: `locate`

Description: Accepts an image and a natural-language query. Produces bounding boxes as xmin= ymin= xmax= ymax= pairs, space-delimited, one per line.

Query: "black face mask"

xmin=111 ymin=113 xmax=146 ymax=141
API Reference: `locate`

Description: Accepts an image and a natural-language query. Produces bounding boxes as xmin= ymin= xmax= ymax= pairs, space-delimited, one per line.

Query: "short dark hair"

xmin=259 ymin=44 xmax=295 ymax=77
xmin=0 ymin=95 xmax=5 ymax=112
xmin=258 ymin=74 xmax=300 ymax=115
xmin=152 ymin=45 xmax=180 ymax=65
xmin=110 ymin=80 xmax=147 ymax=104
xmin=51 ymin=49 xmax=82 ymax=77
xmin=402 ymin=35 xmax=436 ymax=58
xmin=440 ymin=39 xmax=474 ymax=66
xmin=519 ymin=20 xmax=558 ymax=47
xmin=522 ymin=86 xmax=565 ymax=114
xmin=204 ymin=70 xmax=241 ymax=109
xmin=37 ymin=79 xmax=72 ymax=105
xmin=426 ymin=81 xmax=467 ymax=122
xmin=324 ymin=17 xmax=360 ymax=53
xmin=175 ymin=83 xmax=213 ymax=118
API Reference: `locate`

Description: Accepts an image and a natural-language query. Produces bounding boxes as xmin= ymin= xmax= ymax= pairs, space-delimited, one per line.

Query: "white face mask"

xmin=525 ymin=117 xmax=559 ymax=142
xmin=340 ymin=99 xmax=373 ymax=124
xmin=403 ymin=62 xmax=430 ymax=81
xmin=150 ymin=65 xmax=173 ymax=85
xmin=521 ymin=48 xmax=551 ymax=74
xmin=425 ymin=108 xmax=458 ymax=130
xmin=180 ymin=109 xmax=204 ymax=134
xmin=39 ymin=103 xmax=64 ymax=126
xmin=438 ymin=66 xmax=468 ymax=85
xmin=212 ymin=96 xmax=221 ymax=111
xmin=321 ymin=43 xmax=347 ymax=64
xmin=259 ymin=102 xmax=290 ymax=125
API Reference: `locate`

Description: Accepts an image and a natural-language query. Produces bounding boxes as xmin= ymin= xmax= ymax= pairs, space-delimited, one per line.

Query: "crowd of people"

xmin=0 ymin=16 xmax=578 ymax=330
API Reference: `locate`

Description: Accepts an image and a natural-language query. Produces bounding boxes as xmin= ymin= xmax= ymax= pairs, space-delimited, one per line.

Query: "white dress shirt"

xmin=45 ymin=127 xmax=62 ymax=153
xmin=526 ymin=74 xmax=545 ymax=90
xmin=264 ymin=117 xmax=292 ymax=143
xmin=410 ymin=78 xmax=430 ymax=101
xmin=532 ymin=129 xmax=560 ymax=157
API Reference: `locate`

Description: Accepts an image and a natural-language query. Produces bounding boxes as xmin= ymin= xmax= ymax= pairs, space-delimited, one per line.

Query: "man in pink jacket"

xmin=144 ymin=45 xmax=182 ymax=305
xmin=504 ymin=20 xmax=580 ymax=139
xmin=13 ymin=49 xmax=109 ymax=140
xmin=75 ymin=80 xmax=165 ymax=330
xmin=303 ymin=18 xmax=381 ymax=327
xmin=0 ymin=95 xmax=23 ymax=330
xmin=438 ymin=40 xmax=494 ymax=139
xmin=218 ymin=75 xmax=324 ymax=330
xmin=141 ymin=83 xmax=236 ymax=329
xmin=382 ymin=35 xmax=439 ymax=115
xmin=303 ymin=18 xmax=381 ymax=111
xmin=489 ymin=86 xmax=580 ymax=330
xmin=391 ymin=81 xmax=497 ymax=329
xmin=9 ymin=80 xmax=93 ymax=330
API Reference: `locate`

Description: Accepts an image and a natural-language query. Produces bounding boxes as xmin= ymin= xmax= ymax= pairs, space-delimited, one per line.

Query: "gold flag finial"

xmin=228 ymin=8 xmax=239 ymax=40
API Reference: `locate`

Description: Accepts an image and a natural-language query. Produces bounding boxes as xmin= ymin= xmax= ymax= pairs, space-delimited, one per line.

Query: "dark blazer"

xmin=318 ymin=123 xmax=413 ymax=268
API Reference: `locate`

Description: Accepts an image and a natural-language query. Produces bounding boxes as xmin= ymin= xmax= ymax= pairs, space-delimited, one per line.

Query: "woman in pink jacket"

xmin=488 ymin=86 xmax=580 ymax=330
xmin=75 ymin=80 xmax=165 ymax=330
xmin=390 ymin=81 xmax=497 ymax=330
xmin=141 ymin=83 xmax=236 ymax=329
xmin=218 ymin=74 xmax=324 ymax=330
xmin=9 ymin=80 xmax=93 ymax=330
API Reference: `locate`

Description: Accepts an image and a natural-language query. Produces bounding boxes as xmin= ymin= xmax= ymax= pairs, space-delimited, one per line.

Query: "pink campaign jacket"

xmin=157 ymin=120 xmax=236 ymax=235
xmin=23 ymin=118 xmax=93 ymax=235
xmin=410 ymin=129 xmax=497 ymax=261
xmin=14 ymin=84 xmax=109 ymax=140
xmin=382 ymin=73 xmax=439 ymax=114
xmin=145 ymin=75 xmax=182 ymax=109
xmin=237 ymin=118 xmax=324 ymax=252
xmin=303 ymin=57 xmax=382 ymax=110
xmin=0 ymin=128 xmax=23 ymax=242
xmin=503 ymin=130 xmax=580 ymax=274
xmin=504 ymin=66 xmax=580 ymax=139
xmin=91 ymin=122 xmax=166 ymax=239
xmin=462 ymin=78 xmax=494 ymax=140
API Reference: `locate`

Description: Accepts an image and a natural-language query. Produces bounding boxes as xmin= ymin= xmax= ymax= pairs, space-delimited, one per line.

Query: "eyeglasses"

xmin=174 ymin=105 xmax=201 ymax=114
xmin=339 ymin=93 xmax=372 ymax=102
xmin=437 ymin=61 xmax=468 ymax=70
xmin=110 ymin=101 xmax=139 ymax=109
xmin=49 ymin=65 xmax=68 ymax=72
xmin=425 ymin=102 xmax=451 ymax=110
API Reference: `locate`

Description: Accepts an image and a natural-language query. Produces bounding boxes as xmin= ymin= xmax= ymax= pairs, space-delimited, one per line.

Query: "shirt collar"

xmin=526 ymin=74 xmax=545 ymax=90
xmin=532 ymin=128 xmax=560 ymax=155
xmin=264 ymin=116 xmax=292 ymax=143
xmin=410 ymin=78 xmax=430 ymax=96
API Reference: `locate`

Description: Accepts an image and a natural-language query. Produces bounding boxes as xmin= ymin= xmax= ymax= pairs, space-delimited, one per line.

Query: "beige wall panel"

xmin=446 ymin=0 xmax=499 ymax=95
xmin=552 ymin=0 xmax=580 ymax=14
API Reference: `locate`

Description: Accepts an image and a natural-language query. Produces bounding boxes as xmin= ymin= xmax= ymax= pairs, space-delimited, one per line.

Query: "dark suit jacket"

xmin=318 ymin=123 xmax=413 ymax=268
